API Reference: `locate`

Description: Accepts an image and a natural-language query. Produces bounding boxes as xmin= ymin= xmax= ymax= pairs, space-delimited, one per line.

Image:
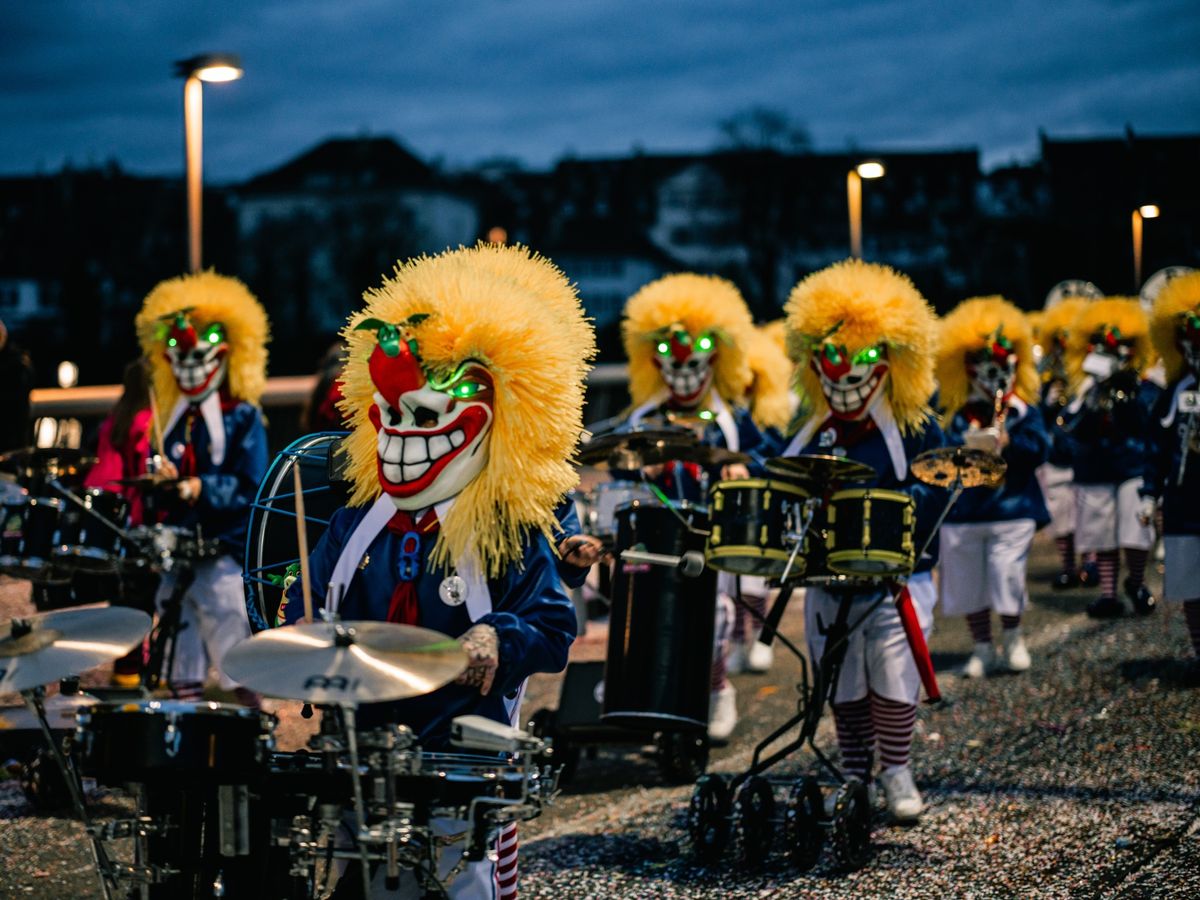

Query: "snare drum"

xmin=585 ymin=480 xmax=659 ymax=540
xmin=0 ymin=497 xmax=65 ymax=582
xmin=705 ymin=478 xmax=811 ymax=576
xmin=388 ymin=752 xmax=541 ymax=814
xmin=826 ymin=488 xmax=915 ymax=577
xmin=54 ymin=489 xmax=129 ymax=573
xmin=76 ymin=700 xmax=274 ymax=785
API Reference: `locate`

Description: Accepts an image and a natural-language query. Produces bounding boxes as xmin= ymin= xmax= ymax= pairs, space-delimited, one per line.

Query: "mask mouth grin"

xmin=173 ymin=356 xmax=224 ymax=394
xmin=373 ymin=404 xmax=489 ymax=498
xmin=819 ymin=369 xmax=884 ymax=415
xmin=660 ymin=364 xmax=711 ymax=403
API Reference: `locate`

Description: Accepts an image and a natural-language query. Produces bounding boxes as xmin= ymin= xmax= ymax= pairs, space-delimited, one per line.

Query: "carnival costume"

xmin=621 ymin=273 xmax=765 ymax=738
xmin=1061 ymin=297 xmax=1161 ymax=618
xmin=281 ymin=243 xmax=593 ymax=899
xmin=935 ymin=297 xmax=1050 ymax=677
xmin=1145 ymin=271 xmax=1200 ymax=658
xmin=777 ymin=259 xmax=944 ymax=822
xmin=134 ymin=272 xmax=269 ymax=699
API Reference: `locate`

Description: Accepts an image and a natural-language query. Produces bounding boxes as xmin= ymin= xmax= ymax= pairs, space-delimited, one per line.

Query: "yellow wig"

xmin=745 ymin=321 xmax=794 ymax=431
xmin=1150 ymin=270 xmax=1200 ymax=383
xmin=1065 ymin=297 xmax=1153 ymax=389
xmin=135 ymin=271 xmax=269 ymax=410
xmin=622 ymin=273 xmax=755 ymax=407
xmin=784 ymin=259 xmax=937 ymax=433
xmin=1026 ymin=310 xmax=1045 ymax=345
xmin=935 ymin=296 xmax=1039 ymax=421
xmin=339 ymin=243 xmax=595 ymax=578
xmin=1039 ymin=297 xmax=1090 ymax=349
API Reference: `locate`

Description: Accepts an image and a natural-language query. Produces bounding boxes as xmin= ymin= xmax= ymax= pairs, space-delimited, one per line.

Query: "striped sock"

xmin=710 ymin=652 xmax=727 ymax=693
xmin=1096 ymin=549 xmax=1120 ymax=598
xmin=965 ymin=609 xmax=992 ymax=644
xmin=495 ymin=823 xmax=518 ymax=899
xmin=171 ymin=681 xmax=204 ymax=702
xmin=999 ymin=614 xmax=1021 ymax=630
xmin=1055 ymin=534 xmax=1076 ymax=573
xmin=1184 ymin=600 xmax=1200 ymax=658
xmin=870 ymin=691 xmax=917 ymax=771
xmin=1123 ymin=548 xmax=1149 ymax=589
xmin=832 ymin=696 xmax=874 ymax=780
xmin=733 ymin=593 xmax=768 ymax=642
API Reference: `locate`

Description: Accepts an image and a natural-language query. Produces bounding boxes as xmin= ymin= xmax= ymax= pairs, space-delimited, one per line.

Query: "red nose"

xmin=817 ymin=352 xmax=851 ymax=381
xmin=669 ymin=334 xmax=692 ymax=364
xmin=369 ymin=342 xmax=425 ymax=407
xmin=169 ymin=322 xmax=198 ymax=352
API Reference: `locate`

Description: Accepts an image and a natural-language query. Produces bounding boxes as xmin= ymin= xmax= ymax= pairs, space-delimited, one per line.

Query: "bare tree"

xmin=717 ymin=106 xmax=812 ymax=154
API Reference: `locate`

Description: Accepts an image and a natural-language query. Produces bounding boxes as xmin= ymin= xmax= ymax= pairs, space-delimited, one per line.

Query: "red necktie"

xmin=383 ymin=509 xmax=439 ymax=625
xmin=177 ymin=406 xmax=201 ymax=477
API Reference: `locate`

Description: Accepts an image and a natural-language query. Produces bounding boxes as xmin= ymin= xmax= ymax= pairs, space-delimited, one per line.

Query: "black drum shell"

xmin=705 ymin=478 xmax=811 ymax=577
xmin=55 ymin=489 xmax=129 ymax=572
xmin=603 ymin=502 xmax=716 ymax=732
xmin=826 ymin=488 xmax=915 ymax=576
xmin=77 ymin=702 xmax=271 ymax=785
xmin=384 ymin=753 xmax=533 ymax=812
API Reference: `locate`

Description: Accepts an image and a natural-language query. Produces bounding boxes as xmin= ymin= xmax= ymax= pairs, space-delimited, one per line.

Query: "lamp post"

xmin=1131 ymin=204 xmax=1160 ymax=291
xmin=174 ymin=54 xmax=243 ymax=273
xmin=847 ymin=161 xmax=885 ymax=259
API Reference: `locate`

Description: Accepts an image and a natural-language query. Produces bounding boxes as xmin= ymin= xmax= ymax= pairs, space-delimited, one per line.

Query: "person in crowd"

xmin=0 ymin=318 xmax=34 ymax=453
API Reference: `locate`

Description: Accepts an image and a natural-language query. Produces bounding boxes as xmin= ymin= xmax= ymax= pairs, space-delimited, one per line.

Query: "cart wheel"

xmin=784 ymin=775 xmax=825 ymax=871
xmin=657 ymin=732 xmax=709 ymax=784
xmin=828 ymin=778 xmax=872 ymax=870
xmin=687 ymin=774 xmax=732 ymax=862
xmin=732 ymin=775 xmax=776 ymax=869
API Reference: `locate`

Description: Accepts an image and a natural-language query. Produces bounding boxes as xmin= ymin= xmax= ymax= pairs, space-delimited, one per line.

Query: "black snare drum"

xmin=76 ymin=700 xmax=273 ymax=785
xmin=55 ymin=489 xmax=129 ymax=573
xmin=705 ymin=478 xmax=812 ymax=577
xmin=826 ymin=488 xmax=915 ymax=577
xmin=603 ymin=502 xmax=716 ymax=732
xmin=0 ymin=497 xmax=66 ymax=582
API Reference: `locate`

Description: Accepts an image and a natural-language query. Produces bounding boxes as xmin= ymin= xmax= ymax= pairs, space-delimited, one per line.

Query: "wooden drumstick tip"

xmin=293 ymin=462 xmax=314 ymax=624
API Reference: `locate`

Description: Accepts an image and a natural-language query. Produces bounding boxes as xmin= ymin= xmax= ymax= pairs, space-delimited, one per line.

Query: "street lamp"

xmin=847 ymin=161 xmax=885 ymax=259
xmin=174 ymin=54 xmax=244 ymax=273
xmin=1131 ymin=204 xmax=1161 ymax=291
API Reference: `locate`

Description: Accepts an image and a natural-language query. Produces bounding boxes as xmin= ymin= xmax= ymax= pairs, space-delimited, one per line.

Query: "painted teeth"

xmin=824 ymin=373 xmax=879 ymax=413
xmin=174 ymin=358 xmax=219 ymax=389
xmin=377 ymin=428 xmax=469 ymax=481
xmin=665 ymin=368 xmax=704 ymax=396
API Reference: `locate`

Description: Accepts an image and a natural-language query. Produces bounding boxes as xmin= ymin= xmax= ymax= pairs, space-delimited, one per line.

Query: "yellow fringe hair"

xmin=339 ymin=243 xmax=596 ymax=578
xmin=1039 ymin=297 xmax=1090 ymax=348
xmin=135 ymin=271 xmax=269 ymax=410
xmin=935 ymin=296 xmax=1039 ymax=422
xmin=1150 ymin=270 xmax=1200 ymax=383
xmin=784 ymin=259 xmax=937 ymax=433
xmin=745 ymin=323 xmax=794 ymax=431
xmin=1065 ymin=297 xmax=1153 ymax=390
xmin=622 ymin=273 xmax=756 ymax=408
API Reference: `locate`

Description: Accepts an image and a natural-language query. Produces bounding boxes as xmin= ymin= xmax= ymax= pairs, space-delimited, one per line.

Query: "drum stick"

xmin=148 ymin=388 xmax=166 ymax=459
xmin=292 ymin=463 xmax=314 ymax=624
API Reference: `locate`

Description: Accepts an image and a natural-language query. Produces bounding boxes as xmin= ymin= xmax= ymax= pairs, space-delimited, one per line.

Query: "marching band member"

xmin=1145 ymin=271 xmax=1200 ymax=662
xmin=280 ymin=243 xmax=593 ymax=898
xmin=780 ymin=259 xmax=944 ymax=822
xmin=620 ymin=273 xmax=765 ymax=739
xmin=1060 ymin=297 xmax=1162 ymax=618
xmin=134 ymin=272 xmax=270 ymax=701
xmin=935 ymin=297 xmax=1050 ymax=677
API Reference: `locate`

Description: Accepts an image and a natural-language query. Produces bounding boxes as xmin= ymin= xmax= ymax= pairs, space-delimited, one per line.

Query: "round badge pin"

xmin=439 ymin=574 xmax=468 ymax=606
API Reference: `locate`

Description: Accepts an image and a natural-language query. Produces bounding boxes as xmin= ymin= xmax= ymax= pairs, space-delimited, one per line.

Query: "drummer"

xmin=770 ymin=259 xmax=944 ymax=823
xmin=279 ymin=244 xmax=593 ymax=898
xmin=134 ymin=273 xmax=270 ymax=703
xmin=618 ymin=272 xmax=767 ymax=740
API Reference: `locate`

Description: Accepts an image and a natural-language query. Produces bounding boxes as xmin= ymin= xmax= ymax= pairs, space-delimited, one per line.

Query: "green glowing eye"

xmin=852 ymin=345 xmax=882 ymax=365
xmin=208 ymin=332 xmax=220 ymax=344
xmin=453 ymin=381 xmax=480 ymax=399
xmin=656 ymin=341 xmax=670 ymax=355
xmin=823 ymin=344 xmax=842 ymax=364
xmin=698 ymin=409 xmax=715 ymax=421
xmin=167 ymin=338 xmax=177 ymax=348
xmin=697 ymin=335 xmax=714 ymax=351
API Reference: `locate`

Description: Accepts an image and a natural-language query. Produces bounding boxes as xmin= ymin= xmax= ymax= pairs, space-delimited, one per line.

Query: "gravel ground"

xmin=1 ymin=534 xmax=1197 ymax=898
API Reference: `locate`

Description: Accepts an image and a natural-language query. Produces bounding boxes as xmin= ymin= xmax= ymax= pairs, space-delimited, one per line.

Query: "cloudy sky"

xmin=2 ymin=0 xmax=1198 ymax=180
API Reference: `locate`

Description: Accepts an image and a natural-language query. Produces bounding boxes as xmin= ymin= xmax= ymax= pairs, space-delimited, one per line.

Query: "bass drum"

xmin=602 ymin=502 xmax=716 ymax=732
xmin=243 ymin=432 xmax=351 ymax=632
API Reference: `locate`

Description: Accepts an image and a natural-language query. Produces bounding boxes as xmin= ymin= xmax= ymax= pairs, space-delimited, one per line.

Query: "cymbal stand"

xmin=340 ymin=703 xmax=374 ymax=899
xmin=21 ymin=685 xmax=116 ymax=899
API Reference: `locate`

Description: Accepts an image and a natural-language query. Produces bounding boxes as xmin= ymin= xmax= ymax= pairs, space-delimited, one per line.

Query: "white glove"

xmin=1137 ymin=496 xmax=1157 ymax=526
xmin=964 ymin=426 xmax=1001 ymax=455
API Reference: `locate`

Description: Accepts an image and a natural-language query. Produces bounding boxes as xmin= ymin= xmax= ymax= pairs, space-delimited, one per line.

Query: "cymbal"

xmin=0 ymin=607 xmax=152 ymax=694
xmin=0 ymin=447 xmax=95 ymax=471
xmin=910 ymin=447 xmax=1007 ymax=489
xmin=221 ymin=621 xmax=468 ymax=705
xmin=766 ymin=454 xmax=876 ymax=484
xmin=577 ymin=428 xmax=748 ymax=469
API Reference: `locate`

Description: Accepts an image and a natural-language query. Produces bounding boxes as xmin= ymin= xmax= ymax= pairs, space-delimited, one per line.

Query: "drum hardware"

xmin=765 ymin=454 xmax=875 ymax=487
xmin=1176 ymin=404 xmax=1198 ymax=486
xmin=618 ymin=545 xmax=707 ymax=577
xmin=577 ymin=427 xmax=750 ymax=470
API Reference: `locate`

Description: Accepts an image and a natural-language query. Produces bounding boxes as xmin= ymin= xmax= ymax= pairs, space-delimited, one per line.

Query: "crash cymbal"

xmin=221 ymin=620 xmax=468 ymax=705
xmin=0 ymin=607 xmax=152 ymax=694
xmin=766 ymin=454 xmax=876 ymax=485
xmin=577 ymin=427 xmax=696 ymax=468
xmin=910 ymin=447 xmax=1007 ymax=489
xmin=0 ymin=447 xmax=96 ymax=475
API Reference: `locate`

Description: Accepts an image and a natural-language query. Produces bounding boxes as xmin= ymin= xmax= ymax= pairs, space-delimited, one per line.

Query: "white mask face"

xmin=811 ymin=342 xmax=889 ymax=421
xmin=967 ymin=352 xmax=1017 ymax=402
xmin=165 ymin=317 xmax=228 ymax=403
xmin=652 ymin=329 xmax=716 ymax=408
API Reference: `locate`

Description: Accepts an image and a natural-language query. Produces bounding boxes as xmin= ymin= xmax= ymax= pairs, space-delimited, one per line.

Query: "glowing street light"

xmin=847 ymin=161 xmax=885 ymax=259
xmin=1131 ymin=204 xmax=1161 ymax=290
xmin=174 ymin=54 xmax=243 ymax=273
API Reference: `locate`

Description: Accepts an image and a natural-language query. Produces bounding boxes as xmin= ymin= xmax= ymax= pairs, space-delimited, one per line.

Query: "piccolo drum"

xmin=705 ymin=478 xmax=811 ymax=577
xmin=603 ymin=502 xmax=716 ymax=731
xmin=54 ymin=489 xmax=129 ymax=573
xmin=825 ymin=488 xmax=916 ymax=577
xmin=585 ymin=480 xmax=659 ymax=541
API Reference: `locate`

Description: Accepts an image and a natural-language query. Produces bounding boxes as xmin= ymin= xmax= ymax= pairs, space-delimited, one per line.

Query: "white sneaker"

xmin=745 ymin=640 xmax=774 ymax=673
xmin=726 ymin=642 xmax=747 ymax=676
xmin=879 ymin=766 xmax=924 ymax=822
xmin=823 ymin=780 xmax=878 ymax=816
xmin=1001 ymin=628 xmax=1031 ymax=672
xmin=708 ymin=683 xmax=738 ymax=741
xmin=960 ymin=642 xmax=995 ymax=678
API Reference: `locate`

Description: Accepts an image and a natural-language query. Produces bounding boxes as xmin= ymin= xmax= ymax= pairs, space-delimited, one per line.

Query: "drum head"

xmin=243 ymin=432 xmax=350 ymax=632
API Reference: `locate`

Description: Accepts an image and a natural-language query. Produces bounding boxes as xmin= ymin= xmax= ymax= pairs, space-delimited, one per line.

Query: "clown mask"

xmin=1179 ymin=312 xmax=1200 ymax=376
xmin=811 ymin=342 xmax=889 ymax=420
xmin=163 ymin=312 xmax=228 ymax=403
xmin=360 ymin=320 xmax=493 ymax=511
xmin=1082 ymin=326 xmax=1134 ymax=382
xmin=652 ymin=327 xmax=717 ymax=408
xmin=966 ymin=329 xmax=1017 ymax=402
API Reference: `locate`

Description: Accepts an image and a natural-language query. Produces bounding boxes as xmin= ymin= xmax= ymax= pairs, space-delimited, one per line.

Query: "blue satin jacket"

xmin=282 ymin=504 xmax=577 ymax=746
xmin=1060 ymin=377 xmax=1163 ymax=485
xmin=1143 ymin=376 xmax=1200 ymax=535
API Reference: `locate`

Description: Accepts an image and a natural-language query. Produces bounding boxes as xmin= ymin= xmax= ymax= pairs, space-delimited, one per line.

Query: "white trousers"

xmin=939 ymin=519 xmax=1037 ymax=618
xmin=1075 ymin=479 xmax=1154 ymax=553
xmin=1163 ymin=535 xmax=1200 ymax=602
xmin=154 ymin=554 xmax=251 ymax=688
xmin=1036 ymin=463 xmax=1076 ymax=538
xmin=804 ymin=572 xmax=935 ymax=705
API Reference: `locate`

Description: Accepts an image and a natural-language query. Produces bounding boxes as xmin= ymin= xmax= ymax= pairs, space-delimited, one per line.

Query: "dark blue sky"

xmin=3 ymin=0 xmax=1198 ymax=180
